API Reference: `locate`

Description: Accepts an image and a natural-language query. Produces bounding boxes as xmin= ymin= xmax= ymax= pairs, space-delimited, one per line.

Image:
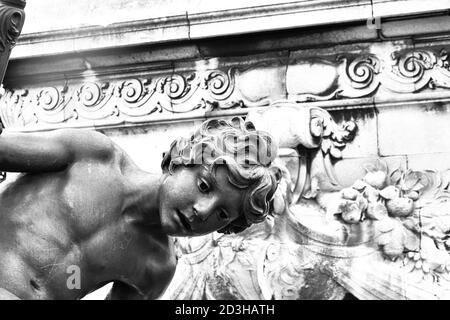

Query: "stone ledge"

xmin=13 ymin=0 xmax=372 ymax=58
xmin=372 ymin=0 xmax=450 ymax=18
xmin=378 ymin=103 xmax=450 ymax=156
xmin=11 ymin=0 xmax=450 ymax=59
xmin=406 ymin=153 xmax=450 ymax=172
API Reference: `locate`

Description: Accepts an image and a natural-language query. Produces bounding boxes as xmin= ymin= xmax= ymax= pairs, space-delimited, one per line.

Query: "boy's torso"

xmin=0 ymin=156 xmax=176 ymax=299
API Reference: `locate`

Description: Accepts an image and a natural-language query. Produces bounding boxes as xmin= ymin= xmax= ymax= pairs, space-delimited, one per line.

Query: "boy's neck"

xmin=123 ymin=170 xmax=165 ymax=228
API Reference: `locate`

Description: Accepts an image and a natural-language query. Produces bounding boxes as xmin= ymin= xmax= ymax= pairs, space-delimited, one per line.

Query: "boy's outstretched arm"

xmin=0 ymin=129 xmax=115 ymax=173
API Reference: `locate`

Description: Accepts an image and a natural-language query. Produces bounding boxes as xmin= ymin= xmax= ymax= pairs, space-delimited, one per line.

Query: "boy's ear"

xmin=266 ymin=166 xmax=282 ymax=203
xmin=230 ymin=117 xmax=244 ymax=129
xmin=270 ymin=166 xmax=283 ymax=184
xmin=244 ymin=120 xmax=256 ymax=131
xmin=161 ymin=151 xmax=170 ymax=171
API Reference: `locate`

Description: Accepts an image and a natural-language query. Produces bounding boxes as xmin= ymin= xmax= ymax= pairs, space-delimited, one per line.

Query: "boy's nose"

xmin=192 ymin=196 xmax=218 ymax=221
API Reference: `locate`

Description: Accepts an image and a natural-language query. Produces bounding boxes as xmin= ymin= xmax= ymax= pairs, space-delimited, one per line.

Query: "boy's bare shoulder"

xmin=53 ymin=129 xmax=123 ymax=161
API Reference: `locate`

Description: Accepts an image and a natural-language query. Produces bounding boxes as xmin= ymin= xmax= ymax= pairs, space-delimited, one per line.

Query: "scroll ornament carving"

xmin=164 ymin=102 xmax=450 ymax=300
xmin=288 ymin=49 xmax=450 ymax=102
xmin=336 ymin=55 xmax=381 ymax=99
xmin=381 ymin=49 xmax=450 ymax=93
xmin=340 ymin=49 xmax=450 ymax=95
xmin=0 ymin=70 xmax=238 ymax=129
xmin=285 ymin=49 xmax=450 ymax=103
xmin=3 ymin=48 xmax=450 ymax=130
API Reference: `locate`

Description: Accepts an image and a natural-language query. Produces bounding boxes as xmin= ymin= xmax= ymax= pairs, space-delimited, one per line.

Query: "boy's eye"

xmin=218 ymin=209 xmax=229 ymax=220
xmin=197 ymin=178 xmax=210 ymax=193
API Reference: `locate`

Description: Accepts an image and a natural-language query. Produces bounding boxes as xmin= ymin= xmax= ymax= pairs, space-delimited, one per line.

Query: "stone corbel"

xmin=0 ymin=0 xmax=25 ymax=183
xmin=0 ymin=0 xmax=25 ymax=84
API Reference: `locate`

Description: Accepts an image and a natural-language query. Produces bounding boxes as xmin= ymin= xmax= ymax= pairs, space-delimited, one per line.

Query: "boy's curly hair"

xmin=161 ymin=117 xmax=280 ymax=234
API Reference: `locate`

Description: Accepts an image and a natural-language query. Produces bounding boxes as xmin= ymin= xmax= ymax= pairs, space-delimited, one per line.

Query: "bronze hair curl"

xmin=161 ymin=117 xmax=280 ymax=234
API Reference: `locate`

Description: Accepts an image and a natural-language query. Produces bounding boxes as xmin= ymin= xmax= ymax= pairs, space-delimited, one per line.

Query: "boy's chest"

xmin=122 ymin=233 xmax=177 ymax=298
xmin=62 ymin=161 xmax=125 ymax=225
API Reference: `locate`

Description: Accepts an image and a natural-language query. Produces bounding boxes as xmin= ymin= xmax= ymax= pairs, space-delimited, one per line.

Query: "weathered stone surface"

xmin=15 ymin=19 xmax=191 ymax=60
xmin=286 ymin=60 xmax=339 ymax=100
xmin=378 ymin=103 xmax=450 ymax=156
xmin=196 ymin=24 xmax=378 ymax=58
xmin=103 ymin=121 xmax=200 ymax=173
xmin=11 ymin=0 xmax=370 ymax=59
xmin=14 ymin=0 xmax=450 ymax=60
xmin=235 ymin=65 xmax=287 ymax=105
xmin=22 ymin=0 xmax=189 ymax=33
xmin=407 ymin=153 xmax=450 ymax=172
xmin=381 ymin=15 xmax=450 ymax=39
xmin=188 ymin=0 xmax=372 ymax=40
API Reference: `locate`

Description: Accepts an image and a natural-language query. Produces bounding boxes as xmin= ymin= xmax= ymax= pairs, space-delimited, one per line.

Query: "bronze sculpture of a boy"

xmin=0 ymin=117 xmax=279 ymax=299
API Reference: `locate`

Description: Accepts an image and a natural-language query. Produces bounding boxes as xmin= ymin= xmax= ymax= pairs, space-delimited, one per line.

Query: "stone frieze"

xmin=0 ymin=70 xmax=238 ymax=130
xmin=2 ymin=46 xmax=450 ymax=131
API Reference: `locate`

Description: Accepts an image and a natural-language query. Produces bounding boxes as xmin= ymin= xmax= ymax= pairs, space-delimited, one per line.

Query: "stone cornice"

xmin=10 ymin=0 xmax=450 ymax=59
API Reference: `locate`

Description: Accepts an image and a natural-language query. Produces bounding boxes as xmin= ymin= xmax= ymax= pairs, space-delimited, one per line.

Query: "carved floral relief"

xmin=162 ymin=101 xmax=450 ymax=300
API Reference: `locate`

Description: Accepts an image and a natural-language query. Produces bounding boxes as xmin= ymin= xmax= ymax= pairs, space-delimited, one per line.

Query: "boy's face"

xmin=159 ymin=165 xmax=243 ymax=236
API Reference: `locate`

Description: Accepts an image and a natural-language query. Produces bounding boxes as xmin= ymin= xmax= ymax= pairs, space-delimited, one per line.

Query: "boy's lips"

xmin=176 ymin=209 xmax=192 ymax=232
